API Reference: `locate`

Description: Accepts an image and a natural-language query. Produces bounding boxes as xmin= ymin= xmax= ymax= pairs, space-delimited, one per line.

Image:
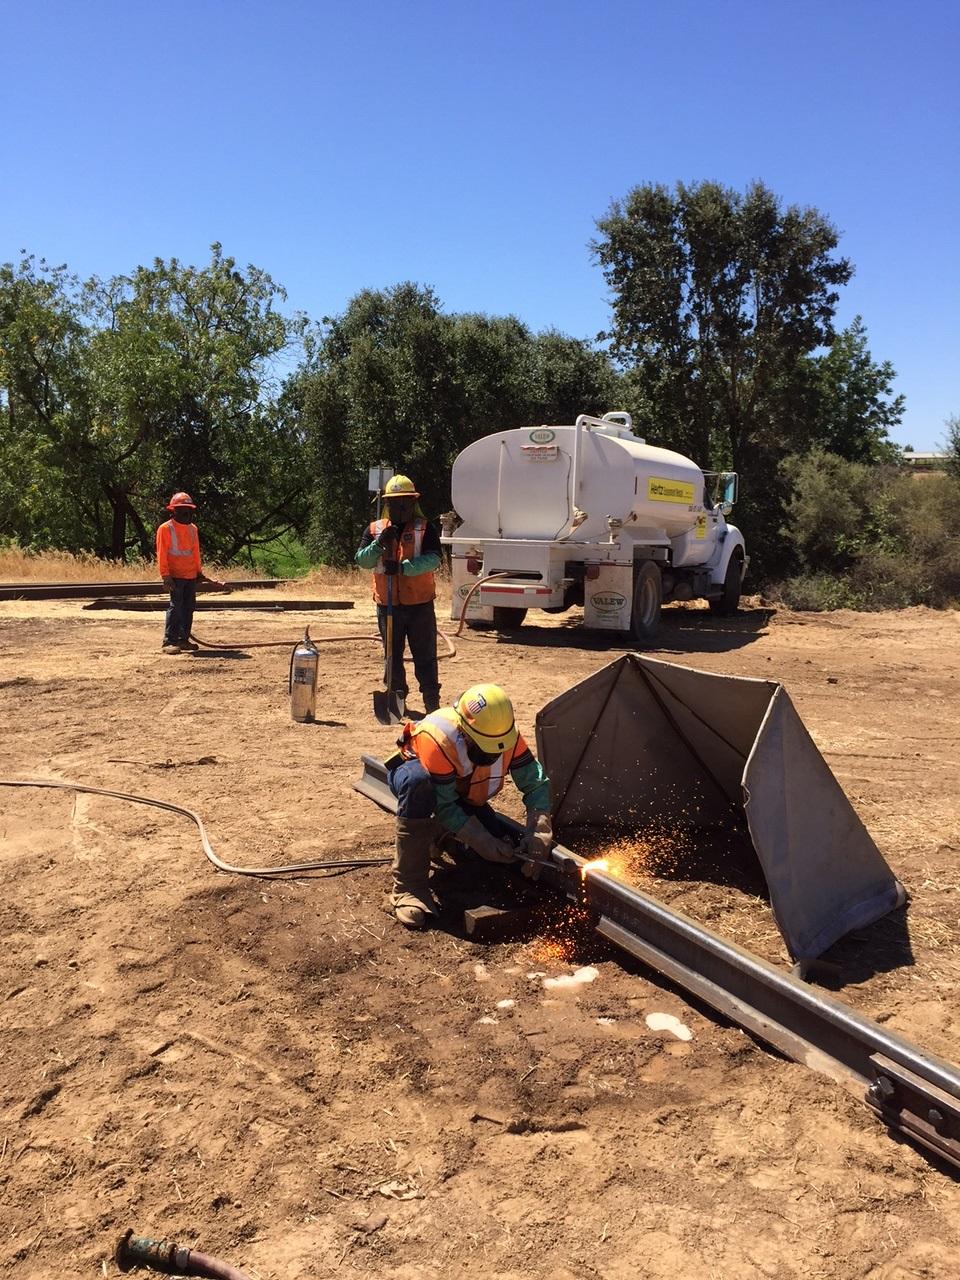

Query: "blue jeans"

xmin=388 ymin=759 xmax=511 ymax=837
xmin=163 ymin=578 xmax=197 ymax=645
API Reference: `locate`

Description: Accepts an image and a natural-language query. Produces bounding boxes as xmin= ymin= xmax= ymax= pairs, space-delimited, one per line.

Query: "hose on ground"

xmin=116 ymin=1228 xmax=251 ymax=1279
xmin=0 ymin=779 xmax=391 ymax=877
xmin=450 ymin=570 xmax=512 ymax=635
xmin=191 ymin=626 xmax=458 ymax=658
xmin=189 ymin=571 xmax=513 ymax=652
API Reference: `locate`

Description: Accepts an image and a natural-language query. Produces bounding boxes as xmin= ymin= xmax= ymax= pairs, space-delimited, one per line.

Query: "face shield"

xmin=464 ymin=737 xmax=500 ymax=767
xmin=386 ymin=496 xmax=415 ymax=525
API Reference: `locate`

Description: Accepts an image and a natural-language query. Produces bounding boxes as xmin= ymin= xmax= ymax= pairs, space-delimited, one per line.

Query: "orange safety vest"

xmin=156 ymin=519 xmax=202 ymax=580
xmin=369 ymin=517 xmax=436 ymax=606
xmin=400 ymin=708 xmax=530 ymax=807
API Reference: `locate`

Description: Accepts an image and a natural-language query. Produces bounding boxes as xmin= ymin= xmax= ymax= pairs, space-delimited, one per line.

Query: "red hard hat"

xmin=167 ymin=491 xmax=196 ymax=510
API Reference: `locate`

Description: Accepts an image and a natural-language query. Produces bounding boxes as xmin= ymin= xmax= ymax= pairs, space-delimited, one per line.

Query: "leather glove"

xmin=521 ymin=810 xmax=553 ymax=879
xmin=458 ymin=816 xmax=516 ymax=864
xmin=377 ymin=529 xmax=398 ymax=553
xmin=162 ymin=576 xmax=175 ymax=590
xmin=382 ymin=558 xmax=399 ymax=576
xmin=523 ymin=810 xmax=553 ymax=858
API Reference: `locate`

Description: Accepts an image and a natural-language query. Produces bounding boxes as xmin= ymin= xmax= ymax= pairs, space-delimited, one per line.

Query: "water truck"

xmin=443 ymin=411 xmax=747 ymax=640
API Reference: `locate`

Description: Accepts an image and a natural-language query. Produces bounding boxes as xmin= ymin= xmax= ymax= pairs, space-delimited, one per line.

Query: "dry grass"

xmin=0 ymin=544 xmax=253 ymax=584
xmin=1 ymin=547 xmax=457 ymax=599
xmin=0 ymin=546 xmax=154 ymax=583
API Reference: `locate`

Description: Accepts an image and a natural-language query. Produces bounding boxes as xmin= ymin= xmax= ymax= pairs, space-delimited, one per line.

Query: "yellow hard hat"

xmin=384 ymin=474 xmax=420 ymax=498
xmin=455 ymin=684 xmax=518 ymax=754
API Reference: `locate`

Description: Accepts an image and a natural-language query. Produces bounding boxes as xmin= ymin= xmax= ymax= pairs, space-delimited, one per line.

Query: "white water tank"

xmin=452 ymin=421 xmax=705 ymax=542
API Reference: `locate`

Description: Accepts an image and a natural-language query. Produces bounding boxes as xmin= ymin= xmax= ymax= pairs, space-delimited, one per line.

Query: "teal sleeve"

xmin=355 ymin=541 xmax=382 ymax=570
xmin=434 ymin=779 xmax=469 ymax=833
xmin=400 ymin=552 xmax=441 ymax=577
xmin=510 ymin=756 xmax=551 ymax=813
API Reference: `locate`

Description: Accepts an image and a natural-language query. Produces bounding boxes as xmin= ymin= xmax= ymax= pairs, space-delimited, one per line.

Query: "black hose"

xmin=0 ymin=779 xmax=390 ymax=876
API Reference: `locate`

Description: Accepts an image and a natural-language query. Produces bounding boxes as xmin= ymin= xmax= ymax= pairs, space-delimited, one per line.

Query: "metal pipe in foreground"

xmin=353 ymin=752 xmax=960 ymax=1171
xmin=115 ymin=1229 xmax=251 ymax=1279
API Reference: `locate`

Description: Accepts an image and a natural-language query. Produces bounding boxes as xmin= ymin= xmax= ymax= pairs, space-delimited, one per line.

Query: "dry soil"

xmin=1 ymin=586 xmax=959 ymax=1280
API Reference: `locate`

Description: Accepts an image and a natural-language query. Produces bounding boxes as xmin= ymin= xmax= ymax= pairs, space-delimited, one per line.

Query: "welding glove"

xmin=521 ymin=810 xmax=553 ymax=879
xmin=458 ymin=815 xmax=516 ymax=864
xmin=382 ymin=559 xmax=400 ymax=576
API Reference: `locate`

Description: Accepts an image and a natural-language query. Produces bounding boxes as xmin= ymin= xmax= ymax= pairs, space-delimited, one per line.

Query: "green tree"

xmin=83 ymin=245 xmax=305 ymax=559
xmin=302 ymin=284 xmax=620 ymax=562
xmin=779 ymin=447 xmax=960 ymax=610
xmin=0 ymin=246 xmax=306 ymax=560
xmin=592 ymin=180 xmax=853 ymax=576
xmin=811 ymin=317 xmax=904 ymax=463
xmin=943 ymin=414 xmax=960 ymax=480
xmin=0 ymin=256 xmax=94 ymax=549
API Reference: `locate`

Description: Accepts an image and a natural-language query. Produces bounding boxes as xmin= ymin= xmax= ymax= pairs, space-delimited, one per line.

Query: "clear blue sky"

xmin=2 ymin=0 xmax=957 ymax=448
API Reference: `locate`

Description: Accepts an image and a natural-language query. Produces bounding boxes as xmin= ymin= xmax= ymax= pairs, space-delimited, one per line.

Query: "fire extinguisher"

xmin=289 ymin=627 xmax=320 ymax=722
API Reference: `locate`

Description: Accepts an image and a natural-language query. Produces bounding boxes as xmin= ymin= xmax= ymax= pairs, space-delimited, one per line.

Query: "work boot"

xmin=179 ymin=640 xmax=200 ymax=652
xmin=161 ymin=643 xmax=181 ymax=655
xmin=422 ymin=690 xmax=441 ymax=714
xmin=391 ymin=817 xmax=440 ymax=929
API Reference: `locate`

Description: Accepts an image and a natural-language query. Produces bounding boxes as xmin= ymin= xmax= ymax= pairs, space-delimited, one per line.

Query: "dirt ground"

xmin=2 ymin=582 xmax=960 ymax=1280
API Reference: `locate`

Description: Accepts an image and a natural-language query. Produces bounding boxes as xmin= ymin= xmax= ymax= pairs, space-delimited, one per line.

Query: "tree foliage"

xmin=0 ymin=247 xmax=305 ymax=560
xmin=592 ymin=180 xmax=857 ymax=575
xmin=779 ymin=448 xmax=960 ymax=609
xmin=301 ymin=284 xmax=621 ymax=562
xmin=810 ymin=317 xmax=904 ymax=463
xmin=943 ymin=414 xmax=960 ymax=480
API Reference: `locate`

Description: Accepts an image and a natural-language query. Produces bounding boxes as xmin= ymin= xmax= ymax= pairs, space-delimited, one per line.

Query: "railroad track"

xmin=0 ymin=579 xmax=289 ymax=601
xmin=355 ymin=753 xmax=960 ymax=1172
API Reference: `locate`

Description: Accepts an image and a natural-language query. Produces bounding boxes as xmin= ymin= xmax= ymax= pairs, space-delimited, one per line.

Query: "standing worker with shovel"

xmin=356 ymin=475 xmax=442 ymax=722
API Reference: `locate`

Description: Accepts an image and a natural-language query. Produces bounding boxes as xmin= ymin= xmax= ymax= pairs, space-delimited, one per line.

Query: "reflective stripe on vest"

xmin=371 ymin=517 xmax=424 ymax=573
xmin=169 ymin=522 xmax=198 ymax=557
xmin=369 ymin=516 xmax=435 ymax=606
xmin=405 ymin=708 xmax=510 ymax=806
xmin=159 ymin=519 xmax=200 ymax=578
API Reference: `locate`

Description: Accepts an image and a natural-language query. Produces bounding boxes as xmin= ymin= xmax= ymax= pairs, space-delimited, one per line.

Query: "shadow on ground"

xmin=480 ymin=606 xmax=775 ymax=657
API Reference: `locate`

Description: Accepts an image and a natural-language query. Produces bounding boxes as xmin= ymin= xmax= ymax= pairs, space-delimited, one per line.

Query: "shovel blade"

xmin=373 ymin=688 xmax=405 ymax=725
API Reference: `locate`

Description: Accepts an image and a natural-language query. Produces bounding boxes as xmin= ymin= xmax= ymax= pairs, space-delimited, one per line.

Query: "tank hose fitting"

xmin=115 ymin=1228 xmax=251 ymax=1279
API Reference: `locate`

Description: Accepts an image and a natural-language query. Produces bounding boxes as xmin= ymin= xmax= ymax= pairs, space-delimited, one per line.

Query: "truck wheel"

xmin=630 ymin=562 xmax=662 ymax=642
xmin=710 ymin=551 xmax=743 ymax=616
xmin=492 ymin=606 xmax=527 ymax=630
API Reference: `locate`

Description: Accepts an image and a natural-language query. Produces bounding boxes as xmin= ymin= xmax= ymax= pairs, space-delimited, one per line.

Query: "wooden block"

xmin=464 ymin=903 xmax=534 ymax=942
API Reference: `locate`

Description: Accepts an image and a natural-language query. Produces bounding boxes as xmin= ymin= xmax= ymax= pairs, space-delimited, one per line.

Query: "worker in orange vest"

xmin=355 ymin=474 xmax=442 ymax=715
xmin=156 ymin=492 xmax=226 ymax=654
xmin=384 ymin=683 xmax=553 ymax=928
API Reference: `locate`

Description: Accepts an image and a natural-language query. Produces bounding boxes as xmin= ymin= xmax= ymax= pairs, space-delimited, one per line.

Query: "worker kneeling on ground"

xmin=355 ymin=474 xmax=442 ymax=715
xmin=386 ymin=684 xmax=553 ymax=929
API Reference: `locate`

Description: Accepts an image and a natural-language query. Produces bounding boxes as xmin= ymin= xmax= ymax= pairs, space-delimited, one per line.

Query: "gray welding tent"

xmin=535 ymin=654 xmax=904 ymax=962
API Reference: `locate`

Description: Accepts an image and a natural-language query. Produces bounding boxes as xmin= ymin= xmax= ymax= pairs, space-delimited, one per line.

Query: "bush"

xmin=775 ymin=453 xmax=960 ymax=609
xmin=772 ymin=572 xmax=862 ymax=611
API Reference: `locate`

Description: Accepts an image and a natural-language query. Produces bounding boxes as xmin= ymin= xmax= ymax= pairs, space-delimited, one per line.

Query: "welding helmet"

xmin=455 ymin=684 xmax=518 ymax=755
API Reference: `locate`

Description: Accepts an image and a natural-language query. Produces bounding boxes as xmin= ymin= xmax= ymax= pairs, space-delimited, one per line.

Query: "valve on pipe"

xmin=115 ymin=1229 xmax=252 ymax=1279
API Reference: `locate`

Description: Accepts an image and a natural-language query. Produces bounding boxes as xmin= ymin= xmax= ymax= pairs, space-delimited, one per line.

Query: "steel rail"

xmin=82 ymin=598 xmax=353 ymax=612
xmin=0 ymin=578 xmax=288 ymax=601
xmin=354 ymin=753 xmax=960 ymax=1170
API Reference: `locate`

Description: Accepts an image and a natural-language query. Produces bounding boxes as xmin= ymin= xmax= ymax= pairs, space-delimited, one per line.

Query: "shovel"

xmin=374 ymin=569 xmax=405 ymax=725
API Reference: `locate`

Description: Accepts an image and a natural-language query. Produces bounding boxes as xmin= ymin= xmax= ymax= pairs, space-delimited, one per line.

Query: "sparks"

xmin=580 ymin=858 xmax=610 ymax=879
